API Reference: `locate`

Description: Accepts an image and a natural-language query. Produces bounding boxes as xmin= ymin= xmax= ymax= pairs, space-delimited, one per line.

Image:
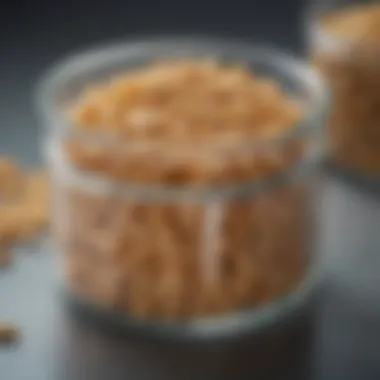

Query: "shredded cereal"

xmin=51 ymin=61 xmax=314 ymax=320
xmin=313 ymin=4 xmax=380 ymax=174
xmin=67 ymin=61 xmax=303 ymax=185
xmin=322 ymin=3 xmax=380 ymax=44
xmin=0 ymin=163 xmax=50 ymax=252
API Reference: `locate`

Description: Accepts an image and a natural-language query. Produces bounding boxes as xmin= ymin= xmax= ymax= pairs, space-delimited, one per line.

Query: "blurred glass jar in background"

xmin=308 ymin=0 xmax=380 ymax=177
xmin=36 ymin=38 xmax=327 ymax=335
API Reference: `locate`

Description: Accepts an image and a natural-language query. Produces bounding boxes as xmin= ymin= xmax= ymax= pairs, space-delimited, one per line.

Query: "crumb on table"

xmin=0 ymin=323 xmax=20 ymax=343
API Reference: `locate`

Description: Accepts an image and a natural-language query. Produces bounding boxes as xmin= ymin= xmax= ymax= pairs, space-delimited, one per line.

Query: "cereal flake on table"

xmin=0 ymin=157 xmax=50 ymax=264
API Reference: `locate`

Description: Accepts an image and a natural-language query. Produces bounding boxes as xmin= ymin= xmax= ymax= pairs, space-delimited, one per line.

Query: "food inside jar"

xmin=66 ymin=60 xmax=304 ymax=185
xmin=53 ymin=60 xmax=312 ymax=320
xmin=320 ymin=3 xmax=380 ymax=44
xmin=313 ymin=3 xmax=380 ymax=174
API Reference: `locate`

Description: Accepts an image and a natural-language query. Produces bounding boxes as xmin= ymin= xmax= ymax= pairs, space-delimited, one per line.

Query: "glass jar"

xmin=307 ymin=0 xmax=380 ymax=179
xmin=36 ymin=37 xmax=327 ymax=338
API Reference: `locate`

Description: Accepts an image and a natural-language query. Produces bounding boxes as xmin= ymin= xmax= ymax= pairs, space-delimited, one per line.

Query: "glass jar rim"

xmin=37 ymin=36 xmax=328 ymax=198
xmin=46 ymin=137 xmax=323 ymax=203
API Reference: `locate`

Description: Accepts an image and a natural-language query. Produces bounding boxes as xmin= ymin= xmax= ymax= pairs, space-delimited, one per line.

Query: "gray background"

xmin=0 ymin=0 xmax=304 ymax=166
xmin=2 ymin=0 xmax=380 ymax=379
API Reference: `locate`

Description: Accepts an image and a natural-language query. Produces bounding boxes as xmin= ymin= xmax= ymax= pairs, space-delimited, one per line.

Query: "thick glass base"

xmin=62 ymin=265 xmax=322 ymax=343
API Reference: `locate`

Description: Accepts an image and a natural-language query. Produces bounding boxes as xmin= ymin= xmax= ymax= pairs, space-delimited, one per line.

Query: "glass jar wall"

xmin=37 ymin=38 xmax=327 ymax=332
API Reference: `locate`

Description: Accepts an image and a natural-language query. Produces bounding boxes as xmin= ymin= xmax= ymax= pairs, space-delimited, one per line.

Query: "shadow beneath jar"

xmin=325 ymin=161 xmax=380 ymax=200
xmin=55 ymin=287 xmax=322 ymax=380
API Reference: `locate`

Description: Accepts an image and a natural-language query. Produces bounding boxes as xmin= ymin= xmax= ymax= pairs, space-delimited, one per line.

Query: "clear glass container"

xmin=307 ymin=0 xmax=380 ymax=179
xmin=36 ymin=37 xmax=327 ymax=337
